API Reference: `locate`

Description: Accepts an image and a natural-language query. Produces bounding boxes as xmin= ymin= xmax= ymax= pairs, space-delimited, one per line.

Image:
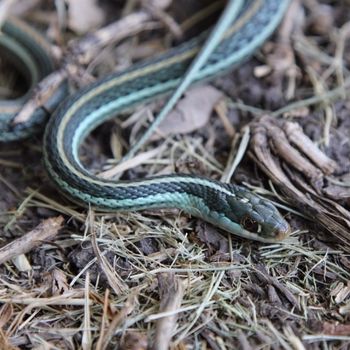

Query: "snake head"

xmin=225 ymin=186 xmax=291 ymax=242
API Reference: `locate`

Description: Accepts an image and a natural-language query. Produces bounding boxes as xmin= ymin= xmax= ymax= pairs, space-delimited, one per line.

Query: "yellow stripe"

xmin=56 ymin=48 xmax=199 ymax=186
xmin=0 ymin=105 xmax=21 ymax=113
xmin=55 ymin=0 xmax=263 ymax=188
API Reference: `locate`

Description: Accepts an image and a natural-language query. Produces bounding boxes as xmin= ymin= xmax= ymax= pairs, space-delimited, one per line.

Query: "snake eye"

xmin=240 ymin=215 xmax=260 ymax=233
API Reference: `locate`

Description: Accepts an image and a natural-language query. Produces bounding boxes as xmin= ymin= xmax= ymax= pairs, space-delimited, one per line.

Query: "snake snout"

xmin=251 ymin=202 xmax=291 ymax=240
xmin=272 ymin=219 xmax=291 ymax=240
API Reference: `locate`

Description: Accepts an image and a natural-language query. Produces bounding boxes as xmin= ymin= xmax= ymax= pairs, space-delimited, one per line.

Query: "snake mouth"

xmin=230 ymin=223 xmax=291 ymax=243
xmin=239 ymin=214 xmax=291 ymax=242
xmin=241 ymin=220 xmax=291 ymax=243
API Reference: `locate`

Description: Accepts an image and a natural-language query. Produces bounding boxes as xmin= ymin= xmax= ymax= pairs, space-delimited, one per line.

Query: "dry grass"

xmin=1 ymin=0 xmax=350 ymax=349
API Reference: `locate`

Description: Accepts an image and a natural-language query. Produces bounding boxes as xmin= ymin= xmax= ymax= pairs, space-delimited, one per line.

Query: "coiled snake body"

xmin=0 ymin=0 xmax=291 ymax=242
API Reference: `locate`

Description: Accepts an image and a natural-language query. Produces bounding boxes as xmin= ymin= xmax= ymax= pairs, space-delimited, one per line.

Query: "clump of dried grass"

xmin=1 ymin=0 xmax=350 ymax=349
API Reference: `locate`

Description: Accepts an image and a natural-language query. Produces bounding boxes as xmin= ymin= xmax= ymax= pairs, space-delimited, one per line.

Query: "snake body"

xmin=0 ymin=18 xmax=66 ymax=141
xmin=0 ymin=0 xmax=291 ymax=242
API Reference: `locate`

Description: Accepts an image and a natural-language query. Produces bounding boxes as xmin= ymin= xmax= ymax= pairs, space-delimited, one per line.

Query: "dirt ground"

xmin=1 ymin=0 xmax=350 ymax=349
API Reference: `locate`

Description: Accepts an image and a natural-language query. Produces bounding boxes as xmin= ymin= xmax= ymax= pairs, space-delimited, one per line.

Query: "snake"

xmin=0 ymin=0 xmax=291 ymax=243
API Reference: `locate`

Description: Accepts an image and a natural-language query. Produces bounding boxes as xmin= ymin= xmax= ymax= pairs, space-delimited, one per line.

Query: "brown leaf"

xmin=51 ymin=268 xmax=70 ymax=295
xmin=157 ymin=85 xmax=223 ymax=137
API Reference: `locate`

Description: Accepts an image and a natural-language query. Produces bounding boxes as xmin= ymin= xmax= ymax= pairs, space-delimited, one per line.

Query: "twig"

xmin=0 ymin=216 xmax=64 ymax=265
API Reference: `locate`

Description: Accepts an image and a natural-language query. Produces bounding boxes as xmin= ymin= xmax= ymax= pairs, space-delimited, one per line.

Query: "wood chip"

xmin=67 ymin=0 xmax=105 ymax=34
xmin=152 ymin=273 xmax=185 ymax=350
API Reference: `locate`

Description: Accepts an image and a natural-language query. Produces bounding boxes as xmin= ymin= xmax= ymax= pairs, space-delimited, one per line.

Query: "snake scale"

xmin=0 ymin=0 xmax=291 ymax=243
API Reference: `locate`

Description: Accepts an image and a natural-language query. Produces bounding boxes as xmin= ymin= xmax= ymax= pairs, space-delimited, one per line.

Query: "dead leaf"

xmin=67 ymin=0 xmax=105 ymax=34
xmin=51 ymin=268 xmax=70 ymax=295
xmin=156 ymin=85 xmax=223 ymax=138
